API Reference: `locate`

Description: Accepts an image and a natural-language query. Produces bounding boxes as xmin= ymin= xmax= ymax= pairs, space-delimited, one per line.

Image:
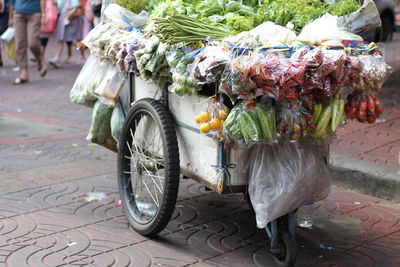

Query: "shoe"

xmin=30 ymin=58 xmax=37 ymax=63
xmin=49 ymin=59 xmax=61 ymax=68
xmin=0 ymin=61 xmax=3 ymax=67
xmin=13 ymin=67 xmax=20 ymax=72
xmin=39 ymin=65 xmax=47 ymax=77
xmin=13 ymin=77 xmax=29 ymax=85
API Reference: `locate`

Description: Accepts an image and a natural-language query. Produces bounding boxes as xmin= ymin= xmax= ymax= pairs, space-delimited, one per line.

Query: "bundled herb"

xmin=152 ymin=14 xmax=230 ymax=44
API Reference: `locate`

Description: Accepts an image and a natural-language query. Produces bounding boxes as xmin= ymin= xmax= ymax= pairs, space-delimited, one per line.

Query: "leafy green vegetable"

xmin=115 ymin=0 xmax=147 ymax=13
xmin=225 ymin=13 xmax=254 ymax=35
xmin=326 ymin=0 xmax=361 ymax=16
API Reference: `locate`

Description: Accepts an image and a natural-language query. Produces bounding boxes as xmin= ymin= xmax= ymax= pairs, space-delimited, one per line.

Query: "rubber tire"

xmin=117 ymin=98 xmax=180 ymax=237
xmin=271 ymin=231 xmax=297 ymax=267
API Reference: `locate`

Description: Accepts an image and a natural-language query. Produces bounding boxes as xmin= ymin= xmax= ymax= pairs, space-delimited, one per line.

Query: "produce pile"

xmin=72 ymin=0 xmax=391 ymax=149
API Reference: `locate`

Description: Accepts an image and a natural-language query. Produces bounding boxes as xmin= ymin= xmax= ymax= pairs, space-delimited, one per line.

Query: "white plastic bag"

xmin=103 ymin=3 xmax=149 ymax=29
xmin=95 ymin=67 xmax=127 ymax=106
xmin=248 ymin=139 xmax=330 ymax=228
xmin=70 ymin=55 xmax=99 ymax=107
xmin=87 ymin=101 xmax=117 ymax=152
xmin=337 ymin=0 xmax=381 ymax=35
xmin=250 ymin=21 xmax=297 ymax=46
xmin=0 ymin=27 xmax=15 ymax=42
xmin=297 ymin=14 xmax=342 ymax=45
xmin=110 ymin=104 xmax=125 ymax=145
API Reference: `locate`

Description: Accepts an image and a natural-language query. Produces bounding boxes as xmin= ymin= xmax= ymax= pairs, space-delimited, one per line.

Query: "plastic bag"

xmin=111 ymin=104 xmax=125 ymax=144
xmin=70 ymin=55 xmax=100 ymax=107
xmin=4 ymin=38 xmax=16 ymax=61
xmin=170 ymin=51 xmax=201 ymax=96
xmin=337 ymin=0 xmax=381 ymax=36
xmin=87 ymin=101 xmax=117 ymax=152
xmin=223 ymin=101 xmax=277 ymax=144
xmin=0 ymin=27 xmax=15 ymax=42
xmin=297 ymin=14 xmax=342 ymax=45
xmin=230 ymin=55 xmax=259 ymax=97
xmin=194 ymin=97 xmax=229 ymax=136
xmin=103 ymin=3 xmax=149 ymax=29
xmin=82 ymin=23 xmax=119 ymax=56
xmin=350 ymin=54 xmax=392 ymax=92
xmin=345 ymin=92 xmax=384 ymax=123
xmin=248 ymin=138 xmax=330 ymax=228
xmin=190 ymin=46 xmax=230 ymax=84
xmin=41 ymin=0 xmax=58 ymax=34
xmin=249 ymin=21 xmax=297 ymax=46
xmin=275 ymin=100 xmax=309 ymax=142
xmin=95 ymin=67 xmax=127 ymax=106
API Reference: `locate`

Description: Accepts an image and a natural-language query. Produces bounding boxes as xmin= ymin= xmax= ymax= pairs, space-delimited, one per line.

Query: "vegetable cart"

xmin=72 ymin=2 xmax=391 ymax=267
xmin=117 ymin=74 xmax=306 ymax=267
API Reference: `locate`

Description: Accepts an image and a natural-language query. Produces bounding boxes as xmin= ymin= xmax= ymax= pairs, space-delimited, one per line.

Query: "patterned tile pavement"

xmin=0 ymin=175 xmax=399 ymax=266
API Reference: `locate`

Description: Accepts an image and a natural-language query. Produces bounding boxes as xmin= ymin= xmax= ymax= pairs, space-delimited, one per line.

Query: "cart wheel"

xmin=271 ymin=231 xmax=297 ymax=267
xmin=118 ymin=98 xmax=180 ymax=237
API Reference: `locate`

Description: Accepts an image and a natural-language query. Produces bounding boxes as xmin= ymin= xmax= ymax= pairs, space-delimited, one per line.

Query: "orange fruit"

xmin=195 ymin=115 xmax=202 ymax=124
xmin=199 ymin=123 xmax=211 ymax=133
xmin=199 ymin=111 xmax=211 ymax=123
xmin=218 ymin=109 xmax=229 ymax=120
xmin=209 ymin=118 xmax=222 ymax=131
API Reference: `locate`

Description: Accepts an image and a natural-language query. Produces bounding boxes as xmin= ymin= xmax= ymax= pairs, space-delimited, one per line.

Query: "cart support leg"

xmin=265 ymin=220 xmax=280 ymax=254
xmin=265 ymin=212 xmax=296 ymax=255
xmin=287 ymin=212 xmax=296 ymax=238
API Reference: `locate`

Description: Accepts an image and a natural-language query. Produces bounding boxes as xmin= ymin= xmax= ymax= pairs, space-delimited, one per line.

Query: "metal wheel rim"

xmin=122 ymin=110 xmax=165 ymax=225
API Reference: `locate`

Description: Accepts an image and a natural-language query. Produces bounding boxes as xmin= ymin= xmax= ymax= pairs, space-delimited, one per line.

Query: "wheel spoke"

xmin=141 ymin=177 xmax=160 ymax=207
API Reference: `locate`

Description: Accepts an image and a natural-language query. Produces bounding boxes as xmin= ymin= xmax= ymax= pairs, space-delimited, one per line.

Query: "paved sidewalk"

xmin=0 ymin=175 xmax=399 ymax=266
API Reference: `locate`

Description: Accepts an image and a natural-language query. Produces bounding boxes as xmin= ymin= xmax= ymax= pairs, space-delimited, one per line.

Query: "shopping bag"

xmin=4 ymin=39 xmax=16 ymax=61
xmin=0 ymin=27 xmax=15 ymax=42
xmin=41 ymin=0 xmax=58 ymax=34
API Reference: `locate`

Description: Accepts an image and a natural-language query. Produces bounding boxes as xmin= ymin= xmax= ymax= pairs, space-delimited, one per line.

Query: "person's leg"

xmin=27 ymin=13 xmax=43 ymax=70
xmin=40 ymin=37 xmax=49 ymax=61
xmin=14 ymin=13 xmax=29 ymax=82
xmin=64 ymin=41 xmax=72 ymax=63
xmin=49 ymin=41 xmax=63 ymax=68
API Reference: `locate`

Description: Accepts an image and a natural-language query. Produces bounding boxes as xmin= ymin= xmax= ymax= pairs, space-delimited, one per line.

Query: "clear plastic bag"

xmin=87 ymin=101 xmax=117 ymax=152
xmin=110 ymin=104 xmax=125 ymax=145
xmin=223 ymin=101 xmax=274 ymax=144
xmin=190 ymin=46 xmax=230 ymax=85
xmin=95 ymin=67 xmax=127 ymax=106
xmin=82 ymin=23 xmax=120 ymax=56
xmin=103 ymin=3 xmax=149 ymax=29
xmin=350 ymin=54 xmax=392 ymax=92
xmin=275 ymin=100 xmax=309 ymax=142
xmin=248 ymin=138 xmax=330 ymax=228
xmin=194 ymin=97 xmax=229 ymax=136
xmin=70 ymin=55 xmax=102 ymax=107
xmin=230 ymin=55 xmax=259 ymax=97
xmin=345 ymin=92 xmax=384 ymax=123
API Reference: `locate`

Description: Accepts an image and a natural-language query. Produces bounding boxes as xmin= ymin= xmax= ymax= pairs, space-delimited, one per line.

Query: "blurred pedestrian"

xmin=8 ymin=0 xmax=47 ymax=84
xmin=0 ymin=0 xmax=9 ymax=67
xmin=49 ymin=0 xmax=83 ymax=68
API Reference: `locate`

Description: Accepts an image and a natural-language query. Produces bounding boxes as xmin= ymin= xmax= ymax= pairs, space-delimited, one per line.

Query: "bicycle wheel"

xmin=118 ymin=98 xmax=180 ymax=237
xmin=271 ymin=231 xmax=297 ymax=267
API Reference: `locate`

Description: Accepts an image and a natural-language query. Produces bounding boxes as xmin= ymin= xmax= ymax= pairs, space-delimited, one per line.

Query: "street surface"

xmin=0 ymin=34 xmax=399 ymax=266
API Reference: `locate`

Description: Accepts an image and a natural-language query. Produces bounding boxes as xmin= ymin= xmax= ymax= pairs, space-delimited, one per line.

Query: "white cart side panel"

xmin=168 ymin=93 xmax=220 ymax=185
xmin=227 ymin=147 xmax=251 ymax=186
xmin=134 ymin=77 xmax=161 ymax=101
